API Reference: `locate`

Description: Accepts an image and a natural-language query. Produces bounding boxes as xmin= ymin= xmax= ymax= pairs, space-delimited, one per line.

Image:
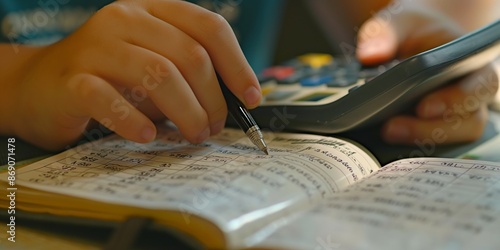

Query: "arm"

xmin=0 ymin=0 xmax=262 ymax=151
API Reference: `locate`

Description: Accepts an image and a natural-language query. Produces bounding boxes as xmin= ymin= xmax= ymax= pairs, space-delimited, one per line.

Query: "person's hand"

xmin=8 ymin=0 xmax=261 ymax=151
xmin=356 ymin=4 xmax=499 ymax=145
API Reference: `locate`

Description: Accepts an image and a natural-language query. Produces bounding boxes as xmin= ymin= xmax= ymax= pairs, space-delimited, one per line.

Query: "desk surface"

xmin=0 ymin=225 xmax=101 ymax=250
xmin=1 ymin=110 xmax=499 ymax=249
xmin=0 ymin=212 xmax=203 ymax=250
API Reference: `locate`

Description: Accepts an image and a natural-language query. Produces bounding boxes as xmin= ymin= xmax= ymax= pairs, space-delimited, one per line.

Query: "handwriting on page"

xmin=258 ymin=158 xmax=500 ymax=249
xmin=13 ymin=127 xmax=379 ymax=246
xmin=332 ymin=159 xmax=500 ymax=232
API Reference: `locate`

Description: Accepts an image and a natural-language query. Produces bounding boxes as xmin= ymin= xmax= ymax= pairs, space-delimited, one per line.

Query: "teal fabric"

xmin=188 ymin=0 xmax=284 ymax=73
xmin=0 ymin=0 xmax=112 ymax=45
xmin=0 ymin=0 xmax=283 ymax=73
xmin=233 ymin=0 xmax=284 ymax=73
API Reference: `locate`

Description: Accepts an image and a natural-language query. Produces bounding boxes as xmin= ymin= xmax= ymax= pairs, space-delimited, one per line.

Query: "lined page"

xmin=7 ymin=125 xmax=379 ymax=247
xmin=256 ymin=158 xmax=500 ymax=250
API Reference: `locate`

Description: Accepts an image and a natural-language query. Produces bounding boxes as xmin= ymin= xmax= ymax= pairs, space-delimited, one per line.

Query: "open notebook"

xmin=2 ymin=123 xmax=500 ymax=249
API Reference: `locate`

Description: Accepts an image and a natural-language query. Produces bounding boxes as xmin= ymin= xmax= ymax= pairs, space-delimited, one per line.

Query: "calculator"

xmin=240 ymin=20 xmax=500 ymax=134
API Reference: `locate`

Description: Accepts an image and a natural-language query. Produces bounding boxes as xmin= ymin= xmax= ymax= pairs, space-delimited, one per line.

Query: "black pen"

xmin=217 ymin=74 xmax=269 ymax=155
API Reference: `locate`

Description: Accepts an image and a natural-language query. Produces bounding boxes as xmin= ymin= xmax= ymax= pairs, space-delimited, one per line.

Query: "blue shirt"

xmin=0 ymin=0 xmax=283 ymax=73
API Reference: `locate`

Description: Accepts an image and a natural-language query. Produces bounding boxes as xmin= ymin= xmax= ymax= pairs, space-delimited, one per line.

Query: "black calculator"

xmin=242 ymin=20 xmax=500 ymax=134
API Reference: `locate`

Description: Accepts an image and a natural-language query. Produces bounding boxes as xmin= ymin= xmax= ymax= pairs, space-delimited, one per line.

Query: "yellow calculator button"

xmin=298 ymin=53 xmax=333 ymax=68
xmin=260 ymin=81 xmax=277 ymax=96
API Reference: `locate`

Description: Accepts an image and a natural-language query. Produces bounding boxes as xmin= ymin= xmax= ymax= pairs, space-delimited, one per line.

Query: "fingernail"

xmin=142 ymin=127 xmax=156 ymax=142
xmin=358 ymin=38 xmax=395 ymax=60
xmin=210 ymin=120 xmax=226 ymax=135
xmin=244 ymin=86 xmax=261 ymax=107
xmin=423 ymin=99 xmax=446 ymax=118
xmin=196 ymin=127 xmax=210 ymax=143
xmin=358 ymin=41 xmax=380 ymax=56
xmin=359 ymin=39 xmax=388 ymax=55
xmin=384 ymin=122 xmax=409 ymax=143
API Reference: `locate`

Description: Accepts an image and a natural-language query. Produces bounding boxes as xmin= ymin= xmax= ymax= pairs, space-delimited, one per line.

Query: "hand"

xmin=8 ymin=0 xmax=261 ymax=151
xmin=356 ymin=4 xmax=499 ymax=145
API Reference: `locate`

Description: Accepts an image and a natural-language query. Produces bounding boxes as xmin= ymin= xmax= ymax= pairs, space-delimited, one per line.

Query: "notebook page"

xmin=6 ymin=125 xmax=379 ymax=247
xmin=256 ymin=158 xmax=500 ymax=250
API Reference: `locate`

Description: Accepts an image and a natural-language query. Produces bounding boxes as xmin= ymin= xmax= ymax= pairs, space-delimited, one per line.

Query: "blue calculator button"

xmin=278 ymin=68 xmax=311 ymax=84
xmin=300 ymin=74 xmax=333 ymax=87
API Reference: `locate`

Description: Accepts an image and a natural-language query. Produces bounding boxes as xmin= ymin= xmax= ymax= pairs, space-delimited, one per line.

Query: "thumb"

xmin=357 ymin=5 xmax=466 ymax=66
xmin=356 ymin=16 xmax=399 ymax=66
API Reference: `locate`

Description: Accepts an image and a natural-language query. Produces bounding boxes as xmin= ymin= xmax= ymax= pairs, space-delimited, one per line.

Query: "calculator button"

xmin=298 ymin=53 xmax=334 ymax=68
xmin=260 ymin=66 xmax=295 ymax=81
xmin=300 ymin=74 xmax=333 ymax=87
xmin=260 ymin=81 xmax=277 ymax=96
xmin=326 ymin=74 xmax=359 ymax=87
xmin=263 ymin=84 xmax=301 ymax=101
xmin=323 ymin=60 xmax=359 ymax=75
xmin=330 ymin=56 xmax=358 ymax=68
xmin=326 ymin=65 xmax=360 ymax=87
xmin=277 ymin=68 xmax=311 ymax=84
xmin=265 ymin=89 xmax=300 ymax=101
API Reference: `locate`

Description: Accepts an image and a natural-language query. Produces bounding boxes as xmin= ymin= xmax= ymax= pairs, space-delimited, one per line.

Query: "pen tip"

xmin=255 ymin=140 xmax=269 ymax=155
xmin=246 ymin=127 xmax=269 ymax=155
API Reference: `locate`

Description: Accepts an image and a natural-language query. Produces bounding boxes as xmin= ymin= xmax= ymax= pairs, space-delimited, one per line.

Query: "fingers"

xmin=356 ymin=16 xmax=399 ymax=66
xmin=65 ymin=73 xmax=157 ymax=144
xmin=382 ymin=63 xmax=499 ymax=145
xmin=105 ymin=48 xmax=212 ymax=143
xmin=40 ymin=0 xmax=260 ymax=147
xmin=113 ymin=8 xmax=227 ymax=135
xmin=13 ymin=0 xmax=257 ymax=150
xmin=87 ymin=37 xmax=218 ymax=143
xmin=382 ymin=105 xmax=488 ymax=145
xmin=416 ymin=64 xmax=499 ymax=119
xmin=73 ymin=1 xmax=244 ymax=142
xmin=359 ymin=5 xmax=496 ymax=146
xmin=142 ymin=58 xmax=213 ymax=143
xmin=141 ymin=0 xmax=262 ymax=108
xmin=356 ymin=5 xmax=464 ymax=65
xmin=397 ymin=23 xmax=462 ymax=59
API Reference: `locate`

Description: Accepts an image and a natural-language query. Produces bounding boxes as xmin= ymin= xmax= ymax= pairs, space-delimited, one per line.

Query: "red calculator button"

xmin=261 ymin=66 xmax=295 ymax=81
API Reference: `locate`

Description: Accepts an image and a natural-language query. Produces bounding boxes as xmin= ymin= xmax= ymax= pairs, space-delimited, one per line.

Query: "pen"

xmin=217 ymin=74 xmax=269 ymax=155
